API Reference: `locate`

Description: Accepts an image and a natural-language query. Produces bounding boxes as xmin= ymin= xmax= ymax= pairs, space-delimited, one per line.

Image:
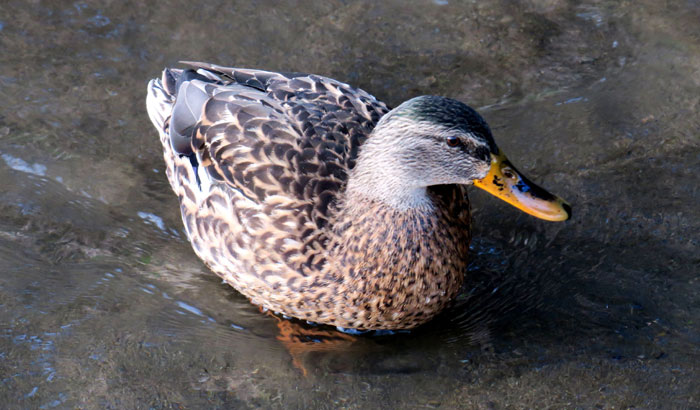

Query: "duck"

xmin=146 ymin=61 xmax=570 ymax=331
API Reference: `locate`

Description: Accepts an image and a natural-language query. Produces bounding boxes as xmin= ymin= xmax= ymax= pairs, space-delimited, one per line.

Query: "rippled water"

xmin=1 ymin=0 xmax=698 ymax=408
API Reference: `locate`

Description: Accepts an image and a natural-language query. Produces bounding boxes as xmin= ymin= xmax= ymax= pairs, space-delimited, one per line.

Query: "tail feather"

xmin=162 ymin=67 xmax=179 ymax=95
xmin=146 ymin=68 xmax=219 ymax=211
xmin=146 ymin=70 xmax=177 ymax=139
xmin=146 ymin=70 xmax=186 ymax=198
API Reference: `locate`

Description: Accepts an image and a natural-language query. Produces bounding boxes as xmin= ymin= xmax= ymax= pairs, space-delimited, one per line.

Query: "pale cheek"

xmin=475 ymin=162 xmax=490 ymax=178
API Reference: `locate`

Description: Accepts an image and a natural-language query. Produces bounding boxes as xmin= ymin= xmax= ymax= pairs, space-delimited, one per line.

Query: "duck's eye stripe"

xmin=475 ymin=146 xmax=490 ymax=161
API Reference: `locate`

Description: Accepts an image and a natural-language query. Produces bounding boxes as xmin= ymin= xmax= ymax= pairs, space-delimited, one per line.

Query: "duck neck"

xmin=345 ymin=139 xmax=433 ymax=212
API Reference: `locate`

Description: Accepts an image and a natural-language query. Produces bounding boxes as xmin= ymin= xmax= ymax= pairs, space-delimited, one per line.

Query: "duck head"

xmin=351 ymin=95 xmax=570 ymax=221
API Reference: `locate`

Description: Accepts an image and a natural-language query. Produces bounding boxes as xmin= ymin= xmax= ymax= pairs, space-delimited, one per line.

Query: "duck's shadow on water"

xmin=261 ymin=212 xmax=675 ymax=377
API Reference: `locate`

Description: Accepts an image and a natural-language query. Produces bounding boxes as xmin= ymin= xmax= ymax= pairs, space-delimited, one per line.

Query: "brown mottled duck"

xmin=146 ymin=62 xmax=570 ymax=331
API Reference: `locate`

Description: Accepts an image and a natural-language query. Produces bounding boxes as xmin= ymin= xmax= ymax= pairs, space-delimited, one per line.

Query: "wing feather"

xmin=177 ymin=63 xmax=390 ymax=229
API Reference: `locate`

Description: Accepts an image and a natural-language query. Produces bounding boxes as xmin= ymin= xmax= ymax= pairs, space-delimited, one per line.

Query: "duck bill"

xmin=473 ymin=152 xmax=571 ymax=222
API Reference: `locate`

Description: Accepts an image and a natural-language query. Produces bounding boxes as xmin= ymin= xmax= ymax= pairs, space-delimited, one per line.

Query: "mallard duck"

xmin=146 ymin=62 xmax=570 ymax=331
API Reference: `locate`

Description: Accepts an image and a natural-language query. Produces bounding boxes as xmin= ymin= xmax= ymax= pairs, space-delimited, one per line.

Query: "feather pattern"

xmin=147 ymin=62 xmax=476 ymax=330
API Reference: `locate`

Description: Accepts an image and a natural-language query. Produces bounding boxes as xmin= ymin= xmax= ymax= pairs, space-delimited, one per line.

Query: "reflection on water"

xmin=1 ymin=0 xmax=698 ymax=408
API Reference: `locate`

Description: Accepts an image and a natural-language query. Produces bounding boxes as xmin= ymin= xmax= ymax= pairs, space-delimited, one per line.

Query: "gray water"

xmin=1 ymin=0 xmax=698 ymax=408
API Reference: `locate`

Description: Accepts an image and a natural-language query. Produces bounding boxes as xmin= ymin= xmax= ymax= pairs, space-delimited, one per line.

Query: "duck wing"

xmin=174 ymin=62 xmax=389 ymax=211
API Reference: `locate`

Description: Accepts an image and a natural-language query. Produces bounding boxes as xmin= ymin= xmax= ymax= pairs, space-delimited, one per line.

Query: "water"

xmin=1 ymin=0 xmax=698 ymax=408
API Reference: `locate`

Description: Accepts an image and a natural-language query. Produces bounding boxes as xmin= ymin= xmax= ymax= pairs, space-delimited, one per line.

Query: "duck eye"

xmin=446 ymin=136 xmax=461 ymax=147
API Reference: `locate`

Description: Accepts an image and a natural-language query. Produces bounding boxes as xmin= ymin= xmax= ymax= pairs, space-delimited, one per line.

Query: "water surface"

xmin=0 ymin=0 xmax=698 ymax=408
